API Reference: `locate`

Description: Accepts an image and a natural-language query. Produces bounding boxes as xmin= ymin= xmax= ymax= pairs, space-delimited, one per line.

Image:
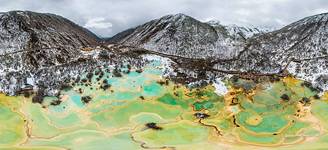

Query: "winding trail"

xmin=132 ymin=48 xmax=328 ymax=79
xmin=0 ymin=47 xmax=64 ymax=56
xmin=204 ymin=56 xmax=328 ymax=79
xmin=3 ymin=47 xmax=328 ymax=80
xmin=133 ymin=48 xmax=328 ymax=80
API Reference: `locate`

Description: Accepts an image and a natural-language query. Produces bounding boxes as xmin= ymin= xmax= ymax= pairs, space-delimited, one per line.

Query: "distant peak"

xmin=173 ymin=13 xmax=188 ymax=17
xmin=206 ymin=20 xmax=221 ymax=26
xmin=158 ymin=13 xmax=196 ymax=23
xmin=7 ymin=10 xmax=36 ymax=14
xmin=223 ymin=21 xmax=255 ymax=28
xmin=310 ymin=12 xmax=328 ymax=17
xmin=0 ymin=10 xmax=58 ymax=18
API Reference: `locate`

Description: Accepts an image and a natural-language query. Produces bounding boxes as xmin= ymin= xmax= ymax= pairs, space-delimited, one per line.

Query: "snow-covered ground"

xmin=142 ymin=54 xmax=231 ymax=95
xmin=141 ymin=54 xmax=177 ymax=78
xmin=212 ymin=78 xmax=228 ymax=95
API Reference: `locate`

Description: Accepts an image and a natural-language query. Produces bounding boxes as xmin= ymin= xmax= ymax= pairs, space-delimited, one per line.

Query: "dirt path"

xmin=0 ymin=47 xmax=62 ymax=56
xmin=204 ymin=55 xmax=328 ymax=79
xmin=132 ymin=48 xmax=328 ymax=79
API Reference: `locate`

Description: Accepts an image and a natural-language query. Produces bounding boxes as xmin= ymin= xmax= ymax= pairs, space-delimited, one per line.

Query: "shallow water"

xmin=1 ymin=61 xmax=327 ymax=149
xmin=133 ymin=120 xmax=212 ymax=147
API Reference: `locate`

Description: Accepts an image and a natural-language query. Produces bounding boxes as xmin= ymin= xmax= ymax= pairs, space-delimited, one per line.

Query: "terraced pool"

xmin=0 ymin=60 xmax=327 ymax=149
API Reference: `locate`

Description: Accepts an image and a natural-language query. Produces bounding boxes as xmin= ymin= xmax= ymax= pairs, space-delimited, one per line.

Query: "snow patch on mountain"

xmin=0 ymin=11 xmax=98 ymax=54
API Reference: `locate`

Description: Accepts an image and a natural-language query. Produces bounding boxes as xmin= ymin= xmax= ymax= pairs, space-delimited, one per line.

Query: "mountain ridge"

xmin=0 ymin=10 xmax=99 ymax=54
xmin=108 ymin=13 xmax=280 ymax=59
xmin=0 ymin=10 xmax=101 ymax=95
xmin=108 ymin=12 xmax=328 ymax=60
xmin=115 ymin=13 xmax=223 ymax=58
xmin=108 ymin=12 xmax=328 ymax=89
xmin=0 ymin=10 xmax=328 ymax=96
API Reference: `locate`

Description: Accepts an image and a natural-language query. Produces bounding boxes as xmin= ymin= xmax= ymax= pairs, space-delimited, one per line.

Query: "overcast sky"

xmin=0 ymin=0 xmax=328 ymax=37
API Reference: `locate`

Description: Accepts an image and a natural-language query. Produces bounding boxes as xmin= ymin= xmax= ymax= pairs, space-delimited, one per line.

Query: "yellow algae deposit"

xmin=245 ymin=115 xmax=263 ymax=126
xmin=1 ymin=62 xmax=328 ymax=149
xmin=0 ymin=95 xmax=27 ymax=146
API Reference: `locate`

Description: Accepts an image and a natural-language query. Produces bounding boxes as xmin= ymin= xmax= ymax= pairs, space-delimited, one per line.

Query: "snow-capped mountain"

xmin=0 ymin=11 xmax=99 ymax=54
xmin=206 ymin=20 xmax=274 ymax=39
xmin=212 ymin=13 xmax=328 ymax=87
xmin=112 ymin=14 xmax=276 ymax=59
xmin=1 ymin=11 xmax=328 ymax=95
xmin=111 ymin=13 xmax=328 ymax=90
xmin=117 ymin=14 xmax=226 ymax=58
xmin=0 ymin=11 xmax=100 ymax=70
xmin=0 ymin=11 xmax=100 ymax=95
xmin=112 ymin=12 xmax=328 ymax=70
xmin=249 ymin=12 xmax=328 ymax=60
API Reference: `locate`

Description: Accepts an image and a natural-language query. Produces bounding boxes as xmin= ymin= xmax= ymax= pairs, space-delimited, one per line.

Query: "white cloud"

xmin=0 ymin=0 xmax=328 ymax=37
xmin=84 ymin=18 xmax=112 ymax=29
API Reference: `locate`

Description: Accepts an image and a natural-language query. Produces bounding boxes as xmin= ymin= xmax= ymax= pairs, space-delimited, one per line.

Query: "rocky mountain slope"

xmin=212 ymin=13 xmax=328 ymax=86
xmin=1 ymin=11 xmax=328 ymax=96
xmin=107 ymin=27 xmax=138 ymax=43
xmin=83 ymin=27 xmax=102 ymax=41
xmin=0 ymin=11 xmax=100 ymax=95
xmin=248 ymin=13 xmax=328 ymax=61
xmin=117 ymin=14 xmax=224 ymax=58
xmin=0 ymin=11 xmax=100 ymax=72
xmin=112 ymin=13 xmax=328 ymax=90
xmin=206 ymin=20 xmax=269 ymax=40
xmin=0 ymin=11 xmax=99 ymax=54
xmin=112 ymin=14 xmax=274 ymax=59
